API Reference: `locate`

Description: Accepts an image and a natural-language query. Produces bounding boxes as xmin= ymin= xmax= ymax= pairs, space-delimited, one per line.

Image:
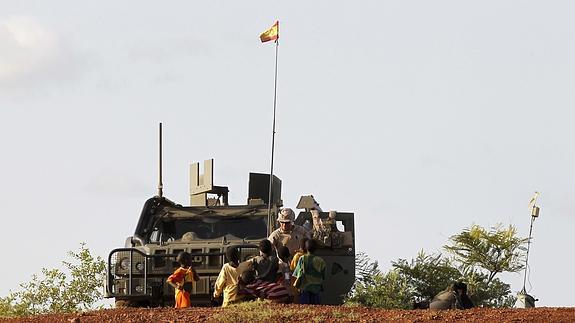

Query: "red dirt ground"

xmin=2 ymin=305 xmax=574 ymax=322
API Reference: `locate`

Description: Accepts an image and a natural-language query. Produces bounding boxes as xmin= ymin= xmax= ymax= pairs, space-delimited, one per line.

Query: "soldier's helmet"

xmin=278 ymin=208 xmax=295 ymax=223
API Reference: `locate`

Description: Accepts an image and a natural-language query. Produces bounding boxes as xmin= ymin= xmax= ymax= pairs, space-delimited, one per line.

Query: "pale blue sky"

xmin=1 ymin=1 xmax=574 ymax=306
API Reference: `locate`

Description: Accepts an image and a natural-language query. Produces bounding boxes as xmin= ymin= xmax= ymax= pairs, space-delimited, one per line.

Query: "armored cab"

xmin=104 ymin=159 xmax=355 ymax=307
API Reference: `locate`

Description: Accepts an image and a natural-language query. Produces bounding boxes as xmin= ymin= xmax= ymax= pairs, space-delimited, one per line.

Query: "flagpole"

xmin=267 ymin=39 xmax=279 ymax=223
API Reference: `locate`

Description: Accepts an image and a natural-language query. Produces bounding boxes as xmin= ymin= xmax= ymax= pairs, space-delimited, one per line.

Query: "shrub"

xmin=0 ymin=243 xmax=105 ymax=317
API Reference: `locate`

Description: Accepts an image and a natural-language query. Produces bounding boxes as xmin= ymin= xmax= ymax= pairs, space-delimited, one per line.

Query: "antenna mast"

xmin=157 ymin=122 xmax=163 ymax=197
xmin=266 ymin=34 xmax=280 ymax=223
xmin=515 ymin=191 xmax=540 ymax=308
xmin=522 ymin=191 xmax=540 ymax=292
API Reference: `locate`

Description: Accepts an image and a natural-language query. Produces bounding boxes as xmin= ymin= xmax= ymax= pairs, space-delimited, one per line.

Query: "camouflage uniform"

xmin=268 ymin=208 xmax=311 ymax=255
xmin=429 ymin=283 xmax=474 ymax=310
xmin=429 ymin=290 xmax=459 ymax=310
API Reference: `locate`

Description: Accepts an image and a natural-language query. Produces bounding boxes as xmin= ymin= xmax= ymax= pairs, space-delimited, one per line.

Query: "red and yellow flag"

xmin=260 ymin=21 xmax=279 ymax=43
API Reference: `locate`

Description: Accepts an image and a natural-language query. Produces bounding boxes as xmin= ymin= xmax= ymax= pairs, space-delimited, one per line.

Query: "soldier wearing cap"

xmin=268 ymin=208 xmax=311 ymax=255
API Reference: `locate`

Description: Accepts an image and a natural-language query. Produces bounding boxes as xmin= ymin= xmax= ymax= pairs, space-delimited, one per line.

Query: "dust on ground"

xmin=2 ymin=304 xmax=574 ymax=322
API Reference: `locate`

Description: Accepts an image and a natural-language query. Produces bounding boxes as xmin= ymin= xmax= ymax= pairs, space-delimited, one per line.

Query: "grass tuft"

xmin=211 ymin=301 xmax=361 ymax=322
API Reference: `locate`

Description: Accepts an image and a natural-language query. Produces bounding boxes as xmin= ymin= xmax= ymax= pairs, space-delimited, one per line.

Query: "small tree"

xmin=347 ymin=269 xmax=413 ymax=309
xmin=346 ymin=224 xmax=526 ymax=309
xmin=444 ymin=224 xmax=528 ymax=285
xmin=355 ymin=251 xmax=381 ymax=285
xmin=392 ymin=251 xmax=461 ymax=301
xmin=462 ymin=268 xmax=516 ymax=307
xmin=0 ymin=243 xmax=105 ymax=317
xmin=347 ymin=252 xmax=412 ymax=309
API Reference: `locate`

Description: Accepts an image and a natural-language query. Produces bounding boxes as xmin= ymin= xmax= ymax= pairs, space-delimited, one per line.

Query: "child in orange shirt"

xmin=167 ymin=251 xmax=200 ymax=308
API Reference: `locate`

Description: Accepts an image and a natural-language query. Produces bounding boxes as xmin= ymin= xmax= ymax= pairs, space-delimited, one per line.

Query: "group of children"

xmin=167 ymin=237 xmax=326 ymax=308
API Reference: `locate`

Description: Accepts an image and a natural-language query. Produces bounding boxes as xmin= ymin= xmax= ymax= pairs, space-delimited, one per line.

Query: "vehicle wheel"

xmin=115 ymin=300 xmax=138 ymax=308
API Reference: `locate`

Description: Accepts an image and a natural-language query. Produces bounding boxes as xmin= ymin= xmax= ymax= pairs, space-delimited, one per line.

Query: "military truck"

xmin=104 ymin=159 xmax=355 ymax=306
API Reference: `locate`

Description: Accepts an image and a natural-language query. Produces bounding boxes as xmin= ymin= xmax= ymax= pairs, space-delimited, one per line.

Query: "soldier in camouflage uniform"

xmin=429 ymin=282 xmax=474 ymax=310
xmin=268 ymin=208 xmax=311 ymax=255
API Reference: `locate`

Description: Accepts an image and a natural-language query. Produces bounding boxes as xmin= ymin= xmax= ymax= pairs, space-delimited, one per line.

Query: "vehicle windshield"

xmin=149 ymin=216 xmax=268 ymax=242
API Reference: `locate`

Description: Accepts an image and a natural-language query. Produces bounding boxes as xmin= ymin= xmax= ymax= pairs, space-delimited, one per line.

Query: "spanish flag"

xmin=260 ymin=21 xmax=279 ymax=43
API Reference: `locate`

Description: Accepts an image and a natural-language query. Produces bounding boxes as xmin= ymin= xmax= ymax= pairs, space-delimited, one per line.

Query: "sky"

xmin=1 ymin=1 xmax=574 ymax=307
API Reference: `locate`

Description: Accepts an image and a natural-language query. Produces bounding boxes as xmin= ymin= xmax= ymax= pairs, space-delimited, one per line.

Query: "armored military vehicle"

xmin=104 ymin=158 xmax=355 ymax=306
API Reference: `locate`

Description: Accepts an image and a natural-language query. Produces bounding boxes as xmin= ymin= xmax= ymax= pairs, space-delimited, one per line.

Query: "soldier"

xmin=429 ymin=282 xmax=474 ymax=310
xmin=268 ymin=208 xmax=311 ymax=255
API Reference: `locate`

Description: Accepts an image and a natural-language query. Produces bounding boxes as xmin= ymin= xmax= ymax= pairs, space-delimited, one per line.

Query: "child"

xmin=289 ymin=238 xmax=308 ymax=303
xmin=290 ymin=237 xmax=308 ymax=272
xmin=277 ymin=245 xmax=296 ymax=303
xmin=213 ymin=246 xmax=244 ymax=307
xmin=277 ymin=245 xmax=291 ymax=283
xmin=292 ymin=239 xmax=325 ymax=304
xmin=241 ymin=269 xmax=290 ymax=303
xmin=167 ymin=251 xmax=200 ymax=308
xmin=240 ymin=240 xmax=289 ymax=303
xmin=251 ymin=239 xmax=279 ymax=282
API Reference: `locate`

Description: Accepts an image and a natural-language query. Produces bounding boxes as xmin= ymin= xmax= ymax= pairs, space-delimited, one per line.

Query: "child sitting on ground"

xmin=252 ymin=239 xmax=279 ymax=282
xmin=240 ymin=269 xmax=290 ymax=303
xmin=238 ymin=240 xmax=289 ymax=303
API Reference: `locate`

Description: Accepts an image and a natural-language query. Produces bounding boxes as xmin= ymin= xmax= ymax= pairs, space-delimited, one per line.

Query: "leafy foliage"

xmin=462 ymin=268 xmax=516 ymax=308
xmin=392 ymin=251 xmax=461 ymax=301
xmin=347 ymin=269 xmax=413 ymax=309
xmin=347 ymin=224 xmax=527 ymax=309
xmin=0 ymin=243 xmax=105 ymax=317
xmin=355 ymin=251 xmax=381 ymax=285
xmin=444 ymin=224 xmax=528 ymax=284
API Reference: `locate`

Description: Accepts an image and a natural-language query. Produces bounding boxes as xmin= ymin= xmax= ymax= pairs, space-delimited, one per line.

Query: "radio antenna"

xmin=516 ymin=191 xmax=540 ymax=308
xmin=157 ymin=122 xmax=163 ymax=197
xmin=522 ymin=191 xmax=540 ymax=291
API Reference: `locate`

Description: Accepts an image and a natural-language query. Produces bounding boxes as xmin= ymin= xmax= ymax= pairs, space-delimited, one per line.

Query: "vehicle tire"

xmin=115 ymin=300 xmax=138 ymax=308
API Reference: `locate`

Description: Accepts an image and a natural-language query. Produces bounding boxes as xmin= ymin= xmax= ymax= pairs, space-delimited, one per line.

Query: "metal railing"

xmin=106 ymin=244 xmax=258 ymax=298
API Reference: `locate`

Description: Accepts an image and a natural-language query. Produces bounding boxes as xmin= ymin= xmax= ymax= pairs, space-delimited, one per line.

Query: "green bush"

xmin=462 ymin=269 xmax=516 ymax=307
xmin=393 ymin=251 xmax=461 ymax=302
xmin=348 ymin=224 xmax=526 ymax=309
xmin=347 ymin=269 xmax=413 ymax=309
xmin=0 ymin=243 xmax=105 ymax=317
xmin=355 ymin=251 xmax=381 ymax=285
xmin=445 ymin=224 xmax=528 ymax=285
